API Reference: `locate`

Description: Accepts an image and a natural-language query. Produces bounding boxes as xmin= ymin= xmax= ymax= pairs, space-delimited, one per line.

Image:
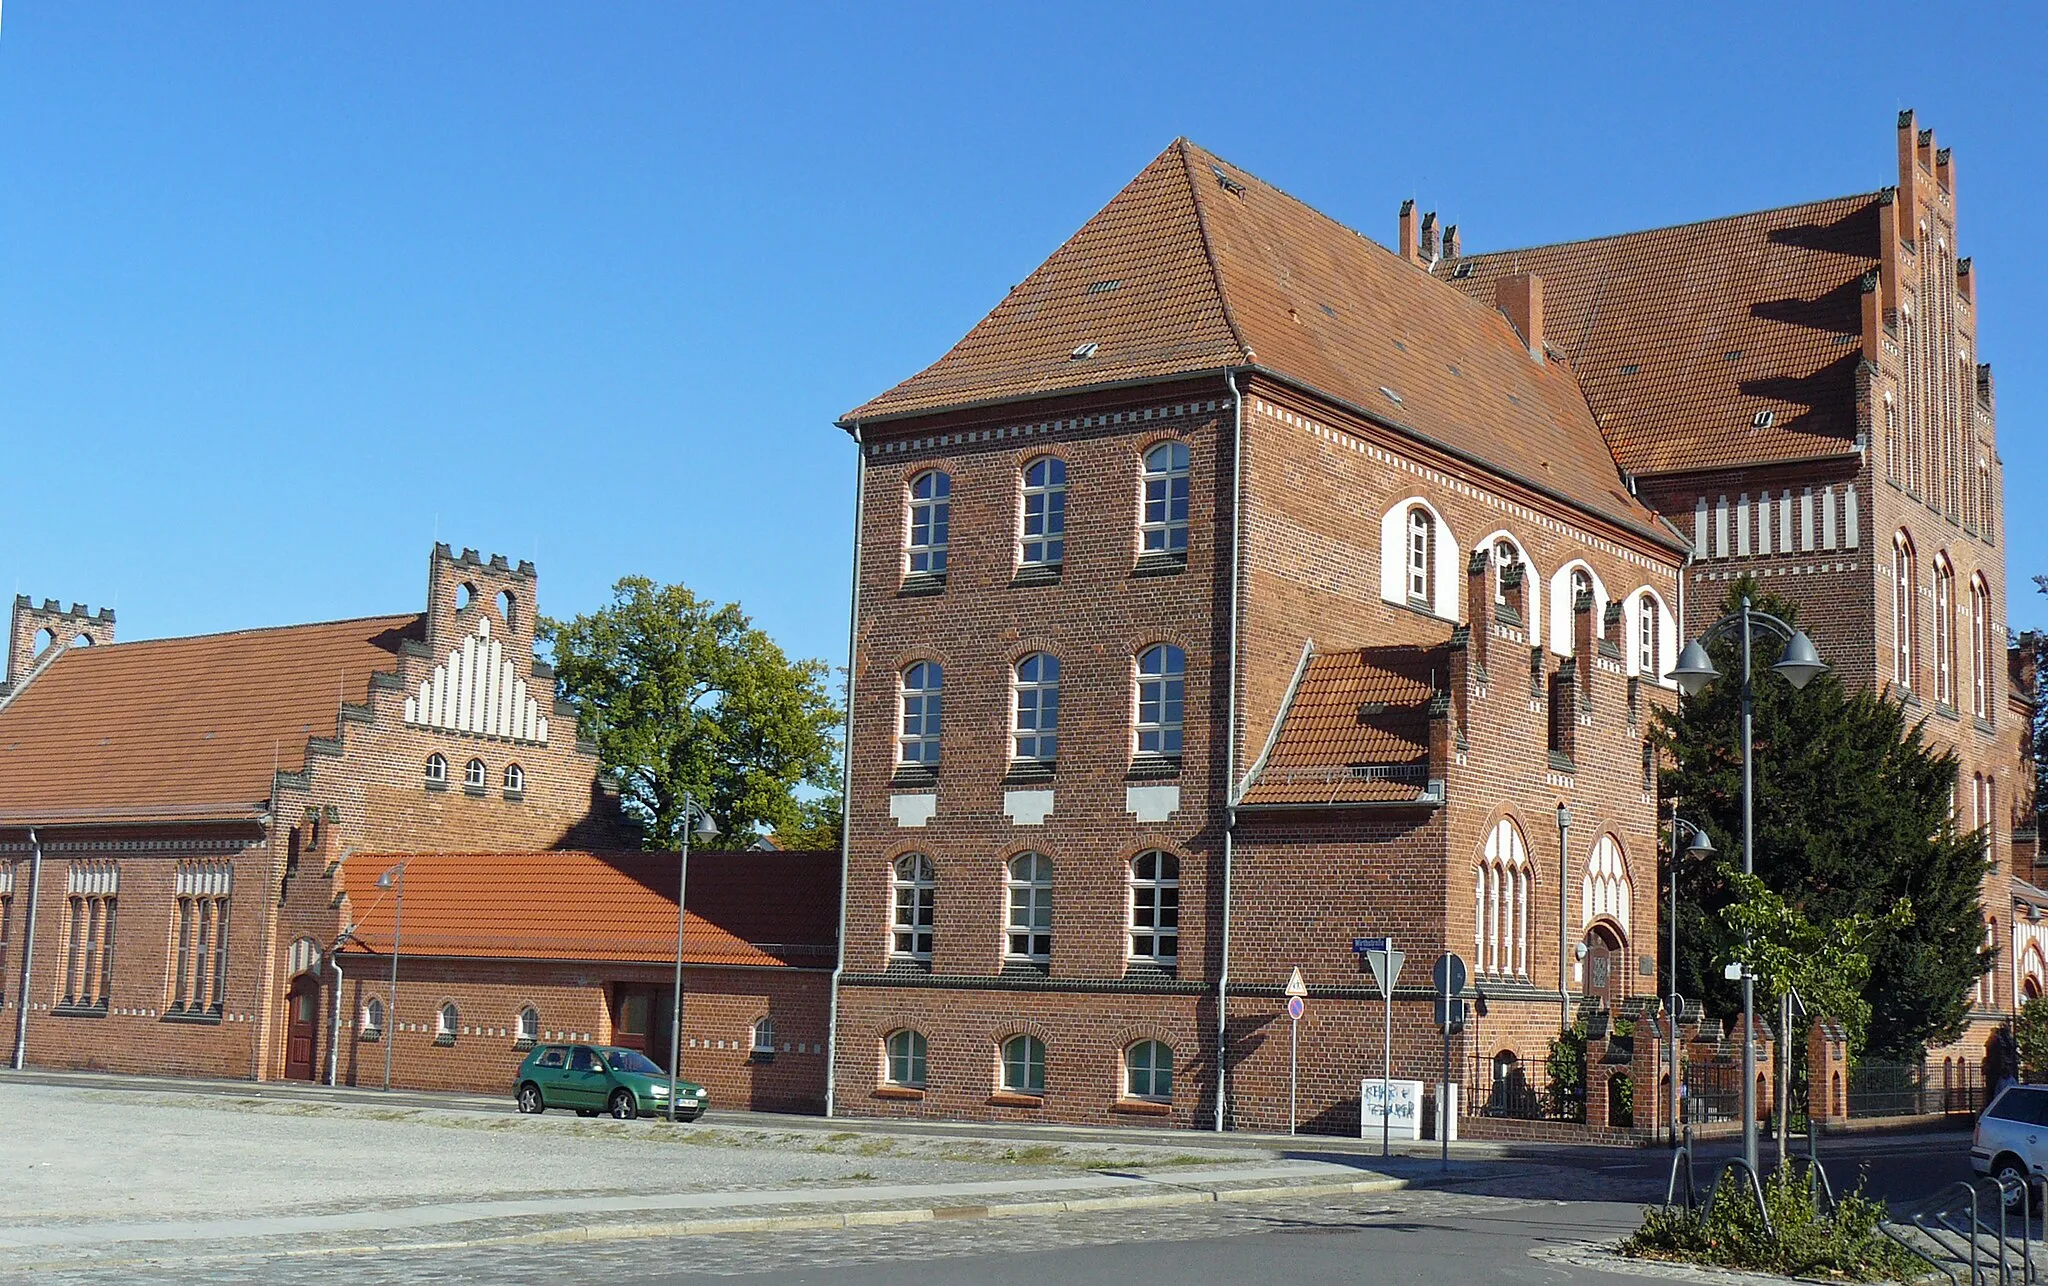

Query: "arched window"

xmin=70 ymin=633 xmax=91 ymax=648
xmin=1140 ymin=441 xmax=1191 ymax=555
xmin=1492 ymin=539 xmax=1518 ymax=604
xmin=498 ymin=589 xmax=518 ymax=630
xmin=1474 ymin=819 xmax=1530 ymax=978
xmin=906 ymin=471 xmax=951 ymax=576
xmin=1013 ymin=654 xmax=1060 ymax=763
xmin=1019 ymin=457 xmax=1067 ymax=568
xmin=517 ymin=1005 xmax=539 ymax=1044
xmin=435 ymin=1001 xmax=459 ymax=1041
xmin=465 ymin=757 xmax=487 ymax=788
xmin=1636 ymin=593 xmax=1660 ymax=679
xmin=1933 ymin=556 xmax=1955 ymax=706
xmin=1006 ymin=853 xmax=1053 ymax=962
xmin=1570 ymin=567 xmax=1592 ymax=607
xmin=1134 ymin=644 xmax=1186 ymax=758
xmin=1971 ymin=576 xmax=1991 ymax=720
xmin=899 ymin=662 xmax=943 ymax=765
xmin=891 ymin=854 xmax=935 ymax=960
xmin=1884 ymin=391 xmax=1901 ymax=482
xmin=1130 ymin=851 xmax=1180 ymax=965
xmin=32 ymin=627 xmax=53 ymax=654
xmin=885 ymin=1029 xmax=928 ymax=1088
xmin=751 ymin=1015 xmax=776 ymax=1054
xmin=1582 ymin=835 xmax=1633 ymax=938
xmin=1124 ymin=1040 xmax=1172 ymax=1101
xmin=503 ymin=763 xmax=525 ymax=794
xmin=362 ymin=996 xmax=385 ymax=1038
xmin=1000 ymin=1034 xmax=1046 ymax=1095
xmin=424 ymin=753 xmax=447 ymax=784
xmin=1406 ymin=508 xmax=1435 ymax=604
xmin=1893 ymin=534 xmax=1916 ymax=690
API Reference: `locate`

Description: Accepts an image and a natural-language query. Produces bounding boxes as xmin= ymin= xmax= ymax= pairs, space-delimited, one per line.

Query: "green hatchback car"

xmin=514 ymin=1043 xmax=708 ymax=1121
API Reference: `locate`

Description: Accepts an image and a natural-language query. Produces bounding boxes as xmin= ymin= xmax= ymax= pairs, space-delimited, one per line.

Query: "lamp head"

xmin=1684 ymin=826 xmax=1716 ymax=858
xmin=691 ymin=811 xmax=721 ymax=843
xmin=1773 ymin=629 xmax=1827 ymax=690
xmin=376 ymin=862 xmax=404 ymax=890
xmin=1668 ymin=639 xmax=1719 ymax=696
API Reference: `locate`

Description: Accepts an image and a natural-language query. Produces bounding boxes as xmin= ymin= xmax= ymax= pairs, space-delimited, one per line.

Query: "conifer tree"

xmin=1656 ymin=579 xmax=1990 ymax=1058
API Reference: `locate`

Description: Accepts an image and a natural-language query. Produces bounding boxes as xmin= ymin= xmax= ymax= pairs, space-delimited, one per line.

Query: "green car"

xmin=514 ymin=1043 xmax=708 ymax=1121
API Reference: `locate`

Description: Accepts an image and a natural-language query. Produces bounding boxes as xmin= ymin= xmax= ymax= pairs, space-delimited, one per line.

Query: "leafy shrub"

xmin=1620 ymin=1162 xmax=1922 ymax=1282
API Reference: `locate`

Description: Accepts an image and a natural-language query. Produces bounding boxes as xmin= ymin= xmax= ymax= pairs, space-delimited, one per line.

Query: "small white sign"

xmin=1361 ymin=1078 xmax=1425 ymax=1140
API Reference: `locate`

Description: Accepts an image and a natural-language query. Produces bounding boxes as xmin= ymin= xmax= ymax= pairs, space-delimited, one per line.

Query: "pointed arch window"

xmin=424 ymin=753 xmax=447 ymax=784
xmin=1971 ymin=576 xmax=1991 ymax=721
xmin=1475 ymin=820 xmax=1529 ymax=978
xmin=1892 ymin=535 xmax=1916 ymax=690
xmin=1407 ymin=509 xmax=1435 ymax=604
xmin=1582 ymin=835 xmax=1633 ymax=938
xmin=1492 ymin=539 xmax=1520 ymax=605
xmin=1637 ymin=594 xmax=1659 ymax=678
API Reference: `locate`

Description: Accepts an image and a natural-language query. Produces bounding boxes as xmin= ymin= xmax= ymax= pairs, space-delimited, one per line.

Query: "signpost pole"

xmin=1441 ymin=1015 xmax=1451 ymax=1171
xmin=1284 ymin=967 xmax=1307 ymax=1137
xmin=1354 ymin=939 xmax=1400 ymax=1158
xmin=1383 ymin=980 xmax=1392 ymax=1159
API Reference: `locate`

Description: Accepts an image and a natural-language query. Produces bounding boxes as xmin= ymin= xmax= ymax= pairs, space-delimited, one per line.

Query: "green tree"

xmin=2014 ymin=996 xmax=2048 ymax=1082
xmin=1719 ymin=867 xmax=1911 ymax=1053
xmin=1657 ymin=579 xmax=1990 ymax=1059
xmin=542 ymin=576 xmax=842 ymax=849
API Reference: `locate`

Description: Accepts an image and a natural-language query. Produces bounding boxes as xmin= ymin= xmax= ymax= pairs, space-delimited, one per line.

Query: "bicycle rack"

xmin=1664 ymin=1123 xmax=1698 ymax=1212
xmin=1895 ymin=1177 xmax=2039 ymax=1286
xmin=1705 ymin=1158 xmax=1773 ymax=1241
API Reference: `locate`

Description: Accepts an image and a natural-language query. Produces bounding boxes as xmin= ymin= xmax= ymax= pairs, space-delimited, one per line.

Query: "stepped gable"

xmin=846 ymin=138 xmax=1668 ymax=547
xmin=0 ymin=614 xmax=421 ymax=824
xmin=338 ymin=850 xmax=841 ymax=968
xmin=1240 ymin=646 xmax=1438 ymax=806
xmin=1443 ymin=193 xmax=1882 ymax=478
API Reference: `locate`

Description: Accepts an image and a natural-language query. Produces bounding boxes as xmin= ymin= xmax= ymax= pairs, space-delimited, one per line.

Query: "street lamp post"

xmin=1665 ymin=817 xmax=1715 ymax=1144
xmin=668 ymin=798 xmax=720 ymax=1123
xmin=376 ymin=861 xmax=408 ymax=1092
xmin=1668 ymin=594 xmax=1826 ymax=1175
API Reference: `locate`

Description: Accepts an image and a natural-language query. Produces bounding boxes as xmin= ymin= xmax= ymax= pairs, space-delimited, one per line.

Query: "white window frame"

xmin=1637 ymin=595 xmax=1658 ymax=678
xmin=1893 ymin=535 xmax=1915 ymax=690
xmin=1124 ymin=1039 xmax=1172 ymax=1101
xmin=1134 ymin=645 xmax=1186 ymax=758
xmin=1019 ymin=456 xmax=1067 ymax=568
xmin=517 ymin=1005 xmax=539 ymax=1044
xmin=1139 ymin=441 xmax=1190 ymax=555
xmin=504 ymin=762 xmax=525 ymax=793
xmin=752 ymin=1015 xmax=776 ymax=1054
xmin=1005 ymin=853 xmax=1053 ymax=963
xmin=1581 ymin=834 xmax=1633 ymax=937
xmin=464 ymin=757 xmax=487 ymax=788
xmin=1407 ymin=508 xmax=1434 ymax=603
xmin=1012 ymin=653 xmax=1060 ymax=762
xmin=1971 ymin=577 xmax=1990 ymax=719
xmin=906 ymin=470 xmax=951 ymax=576
xmin=1000 ymin=1033 xmax=1046 ymax=1095
xmin=885 ymin=1028 xmax=928 ymax=1088
xmin=1129 ymin=851 xmax=1180 ymax=966
xmin=1474 ymin=820 xmax=1530 ymax=978
xmin=1492 ymin=538 xmax=1519 ymax=605
xmin=1934 ymin=557 xmax=1955 ymax=706
xmin=436 ymin=1001 xmax=458 ymax=1039
xmin=362 ymin=996 xmax=385 ymax=1037
xmin=424 ymin=753 xmax=447 ymax=784
xmin=899 ymin=662 xmax=943 ymax=766
xmin=891 ymin=854 xmax=935 ymax=960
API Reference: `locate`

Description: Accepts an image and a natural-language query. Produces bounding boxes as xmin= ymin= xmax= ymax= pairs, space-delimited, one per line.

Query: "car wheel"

xmin=1994 ymin=1156 xmax=2036 ymax=1212
xmin=609 ymin=1089 xmax=638 ymax=1120
xmin=576 ymin=1108 xmax=599 ymax=1118
xmin=516 ymin=1082 xmax=545 ymax=1115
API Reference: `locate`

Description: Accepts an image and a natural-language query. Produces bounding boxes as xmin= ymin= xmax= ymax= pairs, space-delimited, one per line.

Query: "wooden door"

xmin=284 ymin=975 xmax=321 ymax=1081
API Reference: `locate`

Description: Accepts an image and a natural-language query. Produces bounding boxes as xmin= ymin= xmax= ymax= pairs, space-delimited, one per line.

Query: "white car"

xmin=1971 ymin=1083 xmax=2047 ymax=1210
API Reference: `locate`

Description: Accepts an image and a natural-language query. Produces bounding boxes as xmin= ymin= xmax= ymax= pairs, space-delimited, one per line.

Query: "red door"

xmin=284 ymin=976 xmax=321 ymax=1080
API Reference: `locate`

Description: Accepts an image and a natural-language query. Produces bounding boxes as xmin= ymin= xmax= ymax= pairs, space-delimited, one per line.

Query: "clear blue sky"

xmin=3 ymin=2 xmax=2043 ymax=669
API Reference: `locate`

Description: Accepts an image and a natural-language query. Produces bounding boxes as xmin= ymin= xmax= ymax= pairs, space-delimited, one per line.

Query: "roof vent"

xmin=1379 ymin=386 xmax=1404 ymax=406
xmin=1084 ymin=279 xmax=1122 ymax=295
xmin=1752 ymin=410 xmax=1776 ymax=429
xmin=1070 ymin=342 xmax=1099 ymax=361
xmin=1212 ymin=165 xmax=1246 ymax=195
xmin=1451 ymin=263 xmax=1473 ymax=279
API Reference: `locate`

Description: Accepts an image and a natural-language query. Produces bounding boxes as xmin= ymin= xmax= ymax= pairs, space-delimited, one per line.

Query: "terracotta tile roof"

xmin=0 ymin=614 xmax=422 ymax=826
xmin=1240 ymin=646 xmax=1440 ymax=807
xmin=1443 ymin=194 xmax=1881 ymax=477
xmin=846 ymin=140 xmax=1671 ymax=548
xmin=338 ymin=850 xmax=840 ymax=969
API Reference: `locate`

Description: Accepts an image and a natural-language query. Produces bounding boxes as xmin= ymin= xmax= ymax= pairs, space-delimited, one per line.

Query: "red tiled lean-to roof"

xmin=1240 ymin=647 xmax=1440 ymax=807
xmin=1443 ymin=193 xmax=1882 ymax=477
xmin=338 ymin=850 xmax=840 ymax=968
xmin=0 ymin=614 xmax=422 ymax=825
xmin=845 ymin=139 xmax=1671 ymax=547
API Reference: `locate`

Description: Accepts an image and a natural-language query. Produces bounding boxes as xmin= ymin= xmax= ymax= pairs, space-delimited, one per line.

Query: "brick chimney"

xmin=1420 ymin=211 xmax=1439 ymax=263
xmin=1442 ymin=223 xmax=1460 ymax=260
xmin=1465 ymin=550 xmax=1492 ymax=679
xmin=1860 ymin=271 xmax=1882 ymax=362
xmin=1499 ymin=561 xmax=1527 ymax=629
xmin=1572 ymin=587 xmax=1596 ymax=711
xmin=7 ymin=596 xmax=116 ymax=689
xmin=1876 ymin=188 xmax=1900 ymax=315
xmin=1496 ymin=273 xmax=1545 ymax=362
xmin=1398 ymin=200 xmax=1420 ymax=264
xmin=1897 ymin=110 xmax=1920 ymax=218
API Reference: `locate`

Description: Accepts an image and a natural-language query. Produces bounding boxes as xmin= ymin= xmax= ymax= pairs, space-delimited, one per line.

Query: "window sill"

xmin=463 ymin=784 xmax=488 ymax=797
xmin=1111 ymin=1098 xmax=1172 ymax=1117
xmin=51 ymin=1003 xmax=108 ymax=1019
xmin=1126 ymin=755 xmax=1182 ymax=782
xmin=1976 ymin=717 xmax=1998 ymax=735
xmin=1124 ymin=960 xmax=1179 ymax=982
xmin=749 ymin=1049 xmax=776 ymax=1064
xmin=874 ymin=1084 xmax=926 ymax=1101
xmin=1132 ymin=552 xmax=1187 ymax=578
xmin=1004 ymin=761 xmax=1056 ymax=786
xmin=1932 ymin=703 xmax=1962 ymax=722
xmin=359 ymin=1031 xmax=383 ymax=1043
xmin=504 ymin=789 xmax=525 ymax=802
xmin=1011 ymin=565 xmax=1062 ymax=588
xmin=899 ymin=573 xmax=948 ymax=598
xmin=987 ymin=1091 xmax=1045 ymax=1109
xmin=891 ymin=765 xmax=939 ymax=789
xmin=162 ymin=1008 xmax=223 ymax=1026
xmin=885 ymin=957 xmax=934 ymax=976
xmin=513 ymin=1038 xmax=536 ymax=1051
xmin=425 ymin=780 xmax=449 ymax=793
xmin=1000 ymin=960 xmax=1050 ymax=979
xmin=1547 ymin=751 xmax=1575 ymax=773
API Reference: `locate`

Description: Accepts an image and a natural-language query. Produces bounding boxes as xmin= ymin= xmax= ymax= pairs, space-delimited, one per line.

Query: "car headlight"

xmin=650 ymin=1084 xmax=670 ymax=1096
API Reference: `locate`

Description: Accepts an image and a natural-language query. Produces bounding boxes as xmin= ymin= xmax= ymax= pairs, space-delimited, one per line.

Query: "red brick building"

xmin=831 ymin=139 xmax=1688 ymax=1133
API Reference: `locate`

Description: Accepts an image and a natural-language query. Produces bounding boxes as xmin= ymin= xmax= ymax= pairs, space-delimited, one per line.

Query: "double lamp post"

xmin=1667 ymin=594 xmax=1827 ymax=1176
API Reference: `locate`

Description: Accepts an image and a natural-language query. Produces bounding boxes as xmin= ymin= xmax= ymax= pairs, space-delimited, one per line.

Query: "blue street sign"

xmin=1352 ymin=936 xmax=1389 ymax=954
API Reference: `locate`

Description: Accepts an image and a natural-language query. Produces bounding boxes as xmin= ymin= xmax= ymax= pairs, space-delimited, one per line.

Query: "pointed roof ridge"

xmin=1448 ymin=188 xmax=1887 ymax=264
xmin=1172 ymin=138 xmax=1252 ymax=363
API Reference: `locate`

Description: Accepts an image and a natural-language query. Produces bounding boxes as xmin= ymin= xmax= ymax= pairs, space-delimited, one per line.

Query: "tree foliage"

xmin=1719 ymin=867 xmax=1911 ymax=1054
xmin=1656 ymin=579 xmax=1990 ymax=1059
xmin=542 ymin=576 xmax=842 ymax=850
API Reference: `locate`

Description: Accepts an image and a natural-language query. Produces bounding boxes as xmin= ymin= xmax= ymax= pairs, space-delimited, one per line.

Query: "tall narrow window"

xmin=899 ymin=662 xmax=943 ymax=766
xmin=1893 ymin=535 xmax=1916 ymax=690
xmin=1005 ymin=853 xmax=1053 ymax=963
xmin=362 ymin=996 xmax=385 ymax=1038
xmin=1134 ymin=645 xmax=1186 ymax=758
xmin=1637 ymin=594 xmax=1659 ymax=678
xmin=1475 ymin=820 xmax=1530 ymax=978
xmin=1012 ymin=654 xmax=1059 ymax=763
xmin=1492 ymin=539 xmax=1519 ymax=605
xmin=1406 ymin=508 xmax=1434 ymax=604
xmin=172 ymin=863 xmax=234 ymax=1015
xmin=1129 ymin=851 xmax=1180 ymax=966
xmin=1140 ymin=441 xmax=1190 ymax=555
xmin=885 ymin=1029 xmax=928 ymax=1088
xmin=1971 ymin=577 xmax=1991 ymax=720
xmin=1000 ymin=1034 xmax=1046 ymax=1095
xmin=906 ymin=471 xmax=951 ymax=576
xmin=61 ymin=863 xmax=117 ymax=1009
xmin=1884 ymin=394 xmax=1901 ymax=482
xmin=1019 ymin=457 xmax=1067 ymax=568
xmin=1934 ymin=558 xmax=1955 ymax=706
xmin=518 ymin=1006 xmax=540 ymax=1045
xmin=891 ymin=854 xmax=935 ymax=960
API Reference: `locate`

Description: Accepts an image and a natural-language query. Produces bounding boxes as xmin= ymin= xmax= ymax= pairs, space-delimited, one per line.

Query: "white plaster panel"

xmin=1125 ymin=785 xmax=1180 ymax=823
xmin=1003 ymin=789 xmax=1055 ymax=826
xmin=889 ymin=793 xmax=938 ymax=828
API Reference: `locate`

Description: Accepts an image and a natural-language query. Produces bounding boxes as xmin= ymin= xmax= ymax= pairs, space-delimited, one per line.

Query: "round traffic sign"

xmin=1286 ymin=995 xmax=1305 ymax=1021
xmin=1432 ymin=952 xmax=1469 ymax=997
